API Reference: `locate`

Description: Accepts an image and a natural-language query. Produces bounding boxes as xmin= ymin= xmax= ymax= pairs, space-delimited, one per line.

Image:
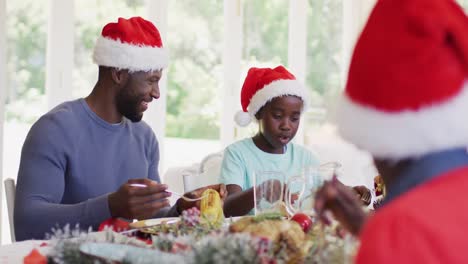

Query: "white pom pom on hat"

xmin=234 ymin=110 xmax=252 ymax=127
xmin=234 ymin=65 xmax=308 ymax=127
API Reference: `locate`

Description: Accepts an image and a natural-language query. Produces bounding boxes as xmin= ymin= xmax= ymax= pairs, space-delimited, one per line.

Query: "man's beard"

xmin=116 ymin=88 xmax=143 ymax=123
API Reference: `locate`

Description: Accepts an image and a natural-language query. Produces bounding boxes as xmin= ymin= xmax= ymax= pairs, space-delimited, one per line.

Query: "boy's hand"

xmin=257 ymin=179 xmax=283 ymax=203
xmin=176 ymin=184 xmax=227 ymax=213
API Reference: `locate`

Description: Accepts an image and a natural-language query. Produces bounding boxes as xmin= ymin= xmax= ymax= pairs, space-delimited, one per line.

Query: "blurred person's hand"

xmin=352 ymin=185 xmax=372 ymax=206
xmin=314 ymin=177 xmax=369 ymax=236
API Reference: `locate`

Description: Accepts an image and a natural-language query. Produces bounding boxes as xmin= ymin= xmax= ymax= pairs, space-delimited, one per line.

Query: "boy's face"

xmin=116 ymin=70 xmax=162 ymax=122
xmin=256 ymin=95 xmax=303 ymax=149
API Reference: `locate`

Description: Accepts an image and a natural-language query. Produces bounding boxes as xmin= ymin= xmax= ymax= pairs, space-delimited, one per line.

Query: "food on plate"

xmin=274 ymin=201 xmax=291 ymax=217
xmin=200 ymin=189 xmax=224 ymax=225
xmin=373 ymin=175 xmax=386 ymax=210
xmin=290 ymin=213 xmax=313 ymax=233
xmin=229 ymin=213 xmax=310 ymax=260
xmin=374 ymin=175 xmax=385 ymax=197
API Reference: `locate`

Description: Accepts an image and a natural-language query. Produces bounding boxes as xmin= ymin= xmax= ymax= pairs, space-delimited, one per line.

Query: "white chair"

xmin=182 ymin=152 xmax=224 ymax=192
xmin=198 ymin=152 xmax=224 ymax=176
xmin=4 ymin=178 xmax=16 ymax=242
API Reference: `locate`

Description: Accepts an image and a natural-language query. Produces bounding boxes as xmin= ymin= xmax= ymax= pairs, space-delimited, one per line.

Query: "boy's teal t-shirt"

xmin=219 ymin=138 xmax=320 ymax=190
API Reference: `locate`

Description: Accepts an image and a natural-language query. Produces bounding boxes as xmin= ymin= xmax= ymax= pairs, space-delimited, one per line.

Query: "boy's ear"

xmin=110 ymin=68 xmax=129 ymax=85
xmin=255 ymin=108 xmax=264 ymax=120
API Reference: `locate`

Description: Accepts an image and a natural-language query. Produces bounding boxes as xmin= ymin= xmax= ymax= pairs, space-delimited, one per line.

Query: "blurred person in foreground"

xmin=314 ymin=0 xmax=468 ymax=262
xmin=14 ymin=17 xmax=225 ymax=241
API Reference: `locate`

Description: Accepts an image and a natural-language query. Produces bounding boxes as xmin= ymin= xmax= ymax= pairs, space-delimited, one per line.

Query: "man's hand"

xmin=314 ymin=177 xmax=368 ymax=236
xmin=352 ymin=185 xmax=372 ymax=206
xmin=176 ymin=184 xmax=227 ymax=213
xmin=108 ymin=178 xmax=171 ymax=220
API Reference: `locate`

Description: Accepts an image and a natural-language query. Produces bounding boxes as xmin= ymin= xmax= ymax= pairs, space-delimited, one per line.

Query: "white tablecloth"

xmin=0 ymin=240 xmax=50 ymax=264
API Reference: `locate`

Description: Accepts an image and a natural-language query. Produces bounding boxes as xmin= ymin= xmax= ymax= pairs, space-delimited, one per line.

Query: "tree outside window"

xmin=165 ymin=0 xmax=223 ymax=140
xmin=236 ymin=0 xmax=289 ymax=139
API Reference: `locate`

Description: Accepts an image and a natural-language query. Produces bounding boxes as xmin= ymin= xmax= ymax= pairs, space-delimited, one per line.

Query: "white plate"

xmin=129 ymin=217 xmax=179 ymax=229
xmin=222 ymin=216 xmax=243 ymax=227
xmin=226 ymin=216 xmax=243 ymax=222
xmin=80 ymin=242 xmax=184 ymax=262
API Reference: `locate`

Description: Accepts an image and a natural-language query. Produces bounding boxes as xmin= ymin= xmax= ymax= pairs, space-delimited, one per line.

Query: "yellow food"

xmin=229 ymin=216 xmax=310 ymax=261
xmin=200 ymin=189 xmax=224 ymax=225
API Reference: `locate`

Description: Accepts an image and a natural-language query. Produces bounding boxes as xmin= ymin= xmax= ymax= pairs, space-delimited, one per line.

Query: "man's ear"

xmin=110 ymin=68 xmax=129 ymax=85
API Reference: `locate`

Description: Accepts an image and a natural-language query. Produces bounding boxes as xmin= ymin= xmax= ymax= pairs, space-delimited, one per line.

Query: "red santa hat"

xmin=336 ymin=0 xmax=468 ymax=160
xmin=93 ymin=17 xmax=168 ymax=72
xmin=234 ymin=66 xmax=308 ymax=127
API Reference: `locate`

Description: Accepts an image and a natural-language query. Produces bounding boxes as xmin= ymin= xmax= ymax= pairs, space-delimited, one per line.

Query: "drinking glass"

xmin=252 ymin=170 xmax=286 ymax=215
xmin=285 ymin=162 xmax=341 ymax=217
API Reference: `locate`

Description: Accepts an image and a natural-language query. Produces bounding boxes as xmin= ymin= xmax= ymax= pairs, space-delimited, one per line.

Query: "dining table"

xmin=0 ymin=239 xmax=50 ymax=264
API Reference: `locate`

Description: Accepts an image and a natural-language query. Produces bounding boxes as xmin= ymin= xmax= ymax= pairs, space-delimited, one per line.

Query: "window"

xmin=306 ymin=0 xmax=343 ymax=119
xmin=166 ymin=0 xmax=223 ymax=141
xmin=3 ymin=0 xmax=49 ymax=245
xmin=236 ymin=0 xmax=289 ymax=139
xmin=5 ymin=0 xmax=48 ymax=123
xmin=73 ymin=0 xmax=146 ymax=98
xmin=304 ymin=0 xmax=377 ymax=187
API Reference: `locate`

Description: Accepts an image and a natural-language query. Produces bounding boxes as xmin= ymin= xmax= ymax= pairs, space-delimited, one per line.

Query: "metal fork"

xmin=169 ymin=190 xmax=208 ymax=202
xmin=129 ymin=184 xmax=207 ymax=202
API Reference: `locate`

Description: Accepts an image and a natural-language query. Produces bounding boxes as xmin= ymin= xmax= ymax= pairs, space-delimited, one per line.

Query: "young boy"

xmin=220 ymin=66 xmax=319 ymax=216
xmin=220 ymin=66 xmax=371 ymax=216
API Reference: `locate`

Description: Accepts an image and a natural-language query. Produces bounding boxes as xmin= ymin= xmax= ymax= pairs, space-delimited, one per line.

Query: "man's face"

xmin=116 ymin=70 xmax=162 ymax=122
xmin=256 ymin=95 xmax=303 ymax=149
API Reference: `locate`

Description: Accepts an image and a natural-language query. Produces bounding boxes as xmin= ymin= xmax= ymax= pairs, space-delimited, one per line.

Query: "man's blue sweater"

xmin=14 ymin=99 xmax=162 ymax=240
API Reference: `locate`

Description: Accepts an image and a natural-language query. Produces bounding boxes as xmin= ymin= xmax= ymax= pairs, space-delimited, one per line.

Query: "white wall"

xmin=45 ymin=0 xmax=74 ymax=110
xmin=221 ymin=0 xmax=243 ymax=148
xmin=287 ymin=0 xmax=308 ymax=145
xmin=144 ymin=0 xmax=169 ymax=172
xmin=0 ymin=0 xmax=6 ymax=245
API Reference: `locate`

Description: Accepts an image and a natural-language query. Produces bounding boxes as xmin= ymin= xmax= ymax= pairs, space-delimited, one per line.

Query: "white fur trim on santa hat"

xmin=336 ymin=81 xmax=468 ymax=160
xmin=248 ymin=79 xmax=308 ymax=117
xmin=93 ymin=36 xmax=169 ymax=72
xmin=234 ymin=110 xmax=252 ymax=127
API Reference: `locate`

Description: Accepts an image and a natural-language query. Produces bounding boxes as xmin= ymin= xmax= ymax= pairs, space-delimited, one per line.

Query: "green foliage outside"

xmin=165 ymin=0 xmax=223 ymax=139
xmin=5 ymin=0 xmax=48 ymax=123
xmin=73 ymin=0 xmax=146 ymax=98
xmin=307 ymin=0 xmax=342 ymax=109
xmin=243 ymin=0 xmax=289 ymax=65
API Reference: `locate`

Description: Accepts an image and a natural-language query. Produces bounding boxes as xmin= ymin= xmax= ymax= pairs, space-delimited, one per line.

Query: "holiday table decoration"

xmin=46 ymin=190 xmax=357 ymax=263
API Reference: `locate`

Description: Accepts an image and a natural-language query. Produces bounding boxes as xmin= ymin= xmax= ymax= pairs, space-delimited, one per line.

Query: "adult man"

xmin=314 ymin=0 xmax=468 ymax=262
xmin=14 ymin=17 xmax=225 ymax=241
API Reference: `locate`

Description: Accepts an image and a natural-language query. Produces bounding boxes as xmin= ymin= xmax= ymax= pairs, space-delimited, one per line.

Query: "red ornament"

xmin=24 ymin=249 xmax=47 ymax=264
xmin=290 ymin=213 xmax=313 ymax=233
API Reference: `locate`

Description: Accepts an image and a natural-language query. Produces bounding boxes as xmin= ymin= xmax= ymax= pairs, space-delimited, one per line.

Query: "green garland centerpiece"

xmin=47 ymin=209 xmax=357 ymax=263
